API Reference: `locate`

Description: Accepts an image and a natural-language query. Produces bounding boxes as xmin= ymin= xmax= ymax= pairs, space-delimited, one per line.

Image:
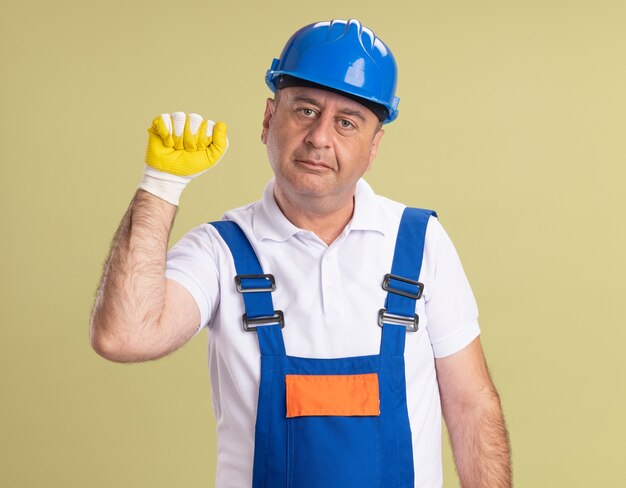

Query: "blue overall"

xmin=211 ymin=207 xmax=436 ymax=488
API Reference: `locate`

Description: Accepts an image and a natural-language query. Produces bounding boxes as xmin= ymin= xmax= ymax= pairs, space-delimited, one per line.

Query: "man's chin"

xmin=281 ymin=175 xmax=334 ymax=198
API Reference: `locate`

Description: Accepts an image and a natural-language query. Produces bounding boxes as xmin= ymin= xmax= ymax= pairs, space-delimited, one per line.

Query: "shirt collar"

xmin=252 ymin=178 xmax=387 ymax=242
xmin=348 ymin=178 xmax=387 ymax=235
xmin=252 ymin=179 xmax=301 ymax=241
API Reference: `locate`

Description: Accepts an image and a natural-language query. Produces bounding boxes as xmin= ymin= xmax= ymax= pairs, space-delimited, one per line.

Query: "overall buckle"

xmin=235 ymin=274 xmax=283 ymax=332
xmin=242 ymin=311 xmax=285 ymax=332
xmin=382 ymin=273 xmax=424 ymax=300
xmin=378 ymin=309 xmax=419 ymax=332
xmin=235 ymin=274 xmax=276 ymax=293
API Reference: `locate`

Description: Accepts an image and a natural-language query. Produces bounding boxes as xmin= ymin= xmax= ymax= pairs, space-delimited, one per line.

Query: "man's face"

xmin=261 ymin=86 xmax=385 ymax=204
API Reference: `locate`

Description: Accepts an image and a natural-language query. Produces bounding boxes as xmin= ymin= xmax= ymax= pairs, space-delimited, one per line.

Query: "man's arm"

xmin=90 ymin=190 xmax=200 ymax=362
xmin=90 ymin=112 xmax=228 ymax=363
xmin=435 ymin=337 xmax=512 ymax=487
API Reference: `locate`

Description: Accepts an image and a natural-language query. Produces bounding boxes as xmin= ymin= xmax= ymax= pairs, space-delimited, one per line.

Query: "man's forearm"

xmin=446 ymin=389 xmax=511 ymax=488
xmin=90 ymin=190 xmax=177 ymax=361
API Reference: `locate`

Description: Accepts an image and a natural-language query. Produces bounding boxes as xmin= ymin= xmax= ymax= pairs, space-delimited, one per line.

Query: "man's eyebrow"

xmin=291 ymin=96 xmax=322 ymax=107
xmin=291 ymin=96 xmax=367 ymax=122
xmin=337 ymin=107 xmax=367 ymax=122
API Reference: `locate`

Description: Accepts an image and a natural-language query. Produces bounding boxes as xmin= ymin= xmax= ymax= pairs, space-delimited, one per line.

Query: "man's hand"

xmin=139 ymin=112 xmax=228 ymax=205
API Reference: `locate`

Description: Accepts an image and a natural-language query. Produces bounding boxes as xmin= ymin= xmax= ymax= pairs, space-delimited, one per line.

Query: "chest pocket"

xmin=285 ymin=371 xmax=383 ymax=488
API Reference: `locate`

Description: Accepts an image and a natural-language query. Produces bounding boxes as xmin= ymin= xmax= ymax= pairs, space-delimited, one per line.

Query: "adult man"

xmin=91 ymin=18 xmax=511 ymax=488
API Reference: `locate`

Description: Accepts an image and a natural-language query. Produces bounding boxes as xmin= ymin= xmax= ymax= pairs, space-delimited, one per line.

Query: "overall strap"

xmin=380 ymin=207 xmax=437 ymax=356
xmin=210 ymin=221 xmax=286 ymax=356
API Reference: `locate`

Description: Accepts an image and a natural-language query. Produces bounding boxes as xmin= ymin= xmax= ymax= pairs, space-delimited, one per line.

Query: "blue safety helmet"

xmin=265 ymin=19 xmax=400 ymax=124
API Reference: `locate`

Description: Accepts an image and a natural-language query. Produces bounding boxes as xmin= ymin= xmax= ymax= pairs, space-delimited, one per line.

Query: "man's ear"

xmin=261 ymin=98 xmax=276 ymax=144
xmin=366 ymin=129 xmax=385 ymax=170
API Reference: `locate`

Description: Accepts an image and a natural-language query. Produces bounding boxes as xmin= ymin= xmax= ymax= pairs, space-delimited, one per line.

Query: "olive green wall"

xmin=1 ymin=0 xmax=624 ymax=486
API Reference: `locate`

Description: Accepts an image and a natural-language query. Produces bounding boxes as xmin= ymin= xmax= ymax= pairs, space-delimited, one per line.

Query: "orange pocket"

xmin=285 ymin=373 xmax=380 ymax=418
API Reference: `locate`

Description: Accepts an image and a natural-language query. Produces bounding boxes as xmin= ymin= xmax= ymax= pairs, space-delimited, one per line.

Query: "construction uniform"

xmin=165 ymin=178 xmax=480 ymax=487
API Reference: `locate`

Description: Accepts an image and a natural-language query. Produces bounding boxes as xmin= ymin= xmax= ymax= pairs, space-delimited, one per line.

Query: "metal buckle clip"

xmin=235 ymin=274 xmax=276 ymax=293
xmin=378 ymin=309 xmax=419 ymax=332
xmin=382 ymin=273 xmax=424 ymax=300
xmin=242 ymin=310 xmax=285 ymax=332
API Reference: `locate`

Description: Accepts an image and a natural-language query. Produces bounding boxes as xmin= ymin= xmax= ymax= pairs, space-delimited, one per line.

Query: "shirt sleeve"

xmin=423 ymin=217 xmax=480 ymax=358
xmin=165 ymin=224 xmax=220 ymax=331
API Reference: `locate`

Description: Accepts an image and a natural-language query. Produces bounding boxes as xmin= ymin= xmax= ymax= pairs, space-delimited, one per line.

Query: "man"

xmin=91 ymin=18 xmax=511 ymax=488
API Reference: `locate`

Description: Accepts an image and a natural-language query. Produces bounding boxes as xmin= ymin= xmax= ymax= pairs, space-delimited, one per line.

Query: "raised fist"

xmin=145 ymin=112 xmax=228 ymax=177
xmin=139 ymin=112 xmax=228 ymax=205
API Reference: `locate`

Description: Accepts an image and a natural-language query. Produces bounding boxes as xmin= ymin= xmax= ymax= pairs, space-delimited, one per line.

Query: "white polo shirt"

xmin=165 ymin=178 xmax=480 ymax=488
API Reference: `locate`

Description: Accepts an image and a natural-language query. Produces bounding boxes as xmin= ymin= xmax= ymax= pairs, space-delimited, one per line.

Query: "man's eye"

xmin=339 ymin=119 xmax=354 ymax=129
xmin=301 ymin=108 xmax=315 ymax=116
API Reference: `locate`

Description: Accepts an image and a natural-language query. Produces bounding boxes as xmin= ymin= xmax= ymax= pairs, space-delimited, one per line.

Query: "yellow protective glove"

xmin=139 ymin=112 xmax=228 ymax=205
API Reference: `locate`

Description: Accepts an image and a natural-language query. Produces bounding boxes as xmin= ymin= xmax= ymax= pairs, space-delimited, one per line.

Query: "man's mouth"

xmin=296 ymin=159 xmax=331 ymax=170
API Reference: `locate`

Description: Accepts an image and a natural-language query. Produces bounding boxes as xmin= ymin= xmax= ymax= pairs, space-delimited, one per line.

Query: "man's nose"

xmin=304 ymin=115 xmax=333 ymax=149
